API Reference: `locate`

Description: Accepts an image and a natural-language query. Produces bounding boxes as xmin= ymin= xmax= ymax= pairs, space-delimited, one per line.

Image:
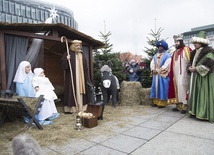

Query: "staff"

xmin=61 ymin=36 xmax=78 ymax=112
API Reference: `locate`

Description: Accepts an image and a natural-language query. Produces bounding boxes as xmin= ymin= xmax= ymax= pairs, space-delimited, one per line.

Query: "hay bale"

xmin=120 ymin=81 xmax=142 ymax=105
xmin=139 ymin=88 xmax=152 ymax=105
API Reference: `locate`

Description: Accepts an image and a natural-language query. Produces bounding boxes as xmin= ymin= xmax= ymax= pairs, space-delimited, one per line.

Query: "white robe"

xmin=32 ymin=76 xmax=58 ymax=120
xmin=172 ymin=48 xmax=190 ymax=105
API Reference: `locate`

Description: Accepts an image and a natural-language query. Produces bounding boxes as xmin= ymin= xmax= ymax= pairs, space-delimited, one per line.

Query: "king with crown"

xmin=188 ymin=31 xmax=214 ymax=122
xmin=168 ymin=34 xmax=192 ymax=114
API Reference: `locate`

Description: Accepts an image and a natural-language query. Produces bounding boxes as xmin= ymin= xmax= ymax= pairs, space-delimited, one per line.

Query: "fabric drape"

xmin=5 ymin=35 xmax=28 ymax=90
xmin=5 ymin=35 xmax=43 ymax=91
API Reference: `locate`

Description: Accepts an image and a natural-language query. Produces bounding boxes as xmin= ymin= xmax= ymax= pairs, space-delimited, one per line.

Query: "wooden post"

xmin=0 ymin=32 xmax=7 ymax=90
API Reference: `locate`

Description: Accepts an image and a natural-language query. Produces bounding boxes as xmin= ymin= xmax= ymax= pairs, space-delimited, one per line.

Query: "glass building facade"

xmin=183 ymin=24 xmax=214 ymax=49
xmin=0 ymin=0 xmax=78 ymax=29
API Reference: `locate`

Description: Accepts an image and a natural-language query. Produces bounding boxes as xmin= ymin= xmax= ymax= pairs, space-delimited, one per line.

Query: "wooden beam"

xmin=89 ymin=45 xmax=94 ymax=84
xmin=1 ymin=30 xmax=62 ymax=41
xmin=0 ymin=32 xmax=7 ymax=90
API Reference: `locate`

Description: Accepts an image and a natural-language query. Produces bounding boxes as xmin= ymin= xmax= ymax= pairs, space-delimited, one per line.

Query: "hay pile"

xmin=0 ymin=102 xmax=147 ymax=153
xmin=0 ymin=85 xmax=153 ymax=153
xmin=120 ymin=81 xmax=142 ymax=105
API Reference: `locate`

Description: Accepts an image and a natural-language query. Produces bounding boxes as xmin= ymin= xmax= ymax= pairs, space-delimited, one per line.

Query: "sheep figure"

xmin=12 ymin=133 xmax=41 ymax=155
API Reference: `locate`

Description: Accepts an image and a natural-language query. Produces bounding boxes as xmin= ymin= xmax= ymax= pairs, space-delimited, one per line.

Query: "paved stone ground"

xmin=40 ymin=104 xmax=214 ymax=155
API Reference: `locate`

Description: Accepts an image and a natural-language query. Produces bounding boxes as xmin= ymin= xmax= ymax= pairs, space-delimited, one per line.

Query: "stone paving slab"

xmin=42 ymin=138 xmax=96 ymax=155
xmin=84 ymin=134 xmax=115 ymax=144
xmin=166 ymin=115 xmax=214 ymax=140
xmin=41 ymin=147 xmax=59 ymax=155
xmin=130 ymin=131 xmax=214 ymax=155
xmin=122 ymin=126 xmax=162 ymax=140
xmin=139 ymin=120 xmax=173 ymax=130
xmin=163 ymin=110 xmax=186 ymax=118
xmin=141 ymin=108 xmax=167 ymax=115
xmin=120 ymin=116 xmax=148 ymax=126
xmin=79 ymin=144 xmax=127 ymax=155
xmin=102 ymin=121 xmax=135 ymax=134
xmin=7 ymin=104 xmax=214 ymax=155
xmin=100 ymin=134 xmax=147 ymax=154
xmin=132 ymin=113 xmax=161 ymax=120
xmin=151 ymin=114 xmax=183 ymax=123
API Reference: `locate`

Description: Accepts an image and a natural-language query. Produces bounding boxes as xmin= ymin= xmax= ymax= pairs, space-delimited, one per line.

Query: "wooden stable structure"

xmin=0 ymin=22 xmax=104 ymax=92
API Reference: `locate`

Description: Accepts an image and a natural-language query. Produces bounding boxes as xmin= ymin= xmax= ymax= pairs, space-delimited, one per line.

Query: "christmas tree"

xmin=93 ymin=30 xmax=125 ymax=93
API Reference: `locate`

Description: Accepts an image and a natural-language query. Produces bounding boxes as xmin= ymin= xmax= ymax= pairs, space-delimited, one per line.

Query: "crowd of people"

xmin=7 ymin=31 xmax=214 ymax=155
xmin=124 ymin=59 xmax=145 ymax=85
xmin=11 ymin=30 xmax=214 ymax=127
xmin=150 ymin=31 xmax=214 ymax=123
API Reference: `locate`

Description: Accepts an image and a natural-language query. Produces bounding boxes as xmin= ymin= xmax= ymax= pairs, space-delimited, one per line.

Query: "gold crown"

xmin=173 ymin=34 xmax=183 ymax=41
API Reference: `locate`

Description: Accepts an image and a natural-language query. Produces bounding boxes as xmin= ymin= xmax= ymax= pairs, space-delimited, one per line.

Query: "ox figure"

xmin=99 ymin=65 xmax=119 ymax=120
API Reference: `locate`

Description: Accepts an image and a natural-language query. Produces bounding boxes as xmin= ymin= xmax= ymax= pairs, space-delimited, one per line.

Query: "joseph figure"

xmin=60 ymin=40 xmax=89 ymax=113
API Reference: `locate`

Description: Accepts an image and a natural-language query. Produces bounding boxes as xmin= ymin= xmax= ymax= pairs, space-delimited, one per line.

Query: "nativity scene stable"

xmin=0 ymin=9 xmax=104 ymax=97
xmin=0 ymin=8 xmax=149 ymax=130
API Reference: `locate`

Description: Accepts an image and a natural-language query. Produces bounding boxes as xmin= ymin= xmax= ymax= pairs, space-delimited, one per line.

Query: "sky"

xmin=44 ymin=0 xmax=214 ymax=56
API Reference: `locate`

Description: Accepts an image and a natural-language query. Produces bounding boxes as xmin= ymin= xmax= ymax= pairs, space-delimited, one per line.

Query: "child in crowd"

xmin=32 ymin=68 xmax=60 ymax=123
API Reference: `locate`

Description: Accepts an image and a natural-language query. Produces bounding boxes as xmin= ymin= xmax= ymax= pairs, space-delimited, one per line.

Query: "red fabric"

xmin=168 ymin=52 xmax=176 ymax=99
xmin=168 ymin=46 xmax=192 ymax=100
xmin=140 ymin=62 xmax=145 ymax=67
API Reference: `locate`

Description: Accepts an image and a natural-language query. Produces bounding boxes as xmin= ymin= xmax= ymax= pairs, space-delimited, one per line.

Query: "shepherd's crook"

xmin=61 ymin=36 xmax=78 ymax=112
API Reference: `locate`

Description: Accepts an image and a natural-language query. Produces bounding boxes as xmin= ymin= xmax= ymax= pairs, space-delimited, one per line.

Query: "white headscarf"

xmin=13 ymin=61 xmax=33 ymax=83
xmin=34 ymin=68 xmax=44 ymax=77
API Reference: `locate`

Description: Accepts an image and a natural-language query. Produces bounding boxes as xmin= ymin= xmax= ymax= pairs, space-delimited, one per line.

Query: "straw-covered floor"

xmin=0 ymin=102 xmax=148 ymax=152
xmin=0 ymin=82 xmax=152 ymax=153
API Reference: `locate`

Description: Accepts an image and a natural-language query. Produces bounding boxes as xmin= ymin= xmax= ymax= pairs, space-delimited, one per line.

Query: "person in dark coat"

xmin=60 ymin=40 xmax=89 ymax=114
xmin=187 ymin=31 xmax=214 ymax=122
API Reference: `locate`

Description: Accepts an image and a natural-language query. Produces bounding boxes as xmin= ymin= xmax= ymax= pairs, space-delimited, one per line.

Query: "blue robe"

xmin=15 ymin=74 xmax=35 ymax=97
xmin=150 ymin=52 xmax=171 ymax=101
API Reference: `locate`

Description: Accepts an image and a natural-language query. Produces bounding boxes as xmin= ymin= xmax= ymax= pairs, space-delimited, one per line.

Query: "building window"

xmin=33 ymin=20 xmax=38 ymax=23
xmin=26 ymin=6 xmax=31 ymax=18
xmin=15 ymin=3 xmax=21 ymax=15
xmin=21 ymin=5 xmax=25 ymax=17
xmin=12 ymin=15 xmax=17 ymax=22
xmin=60 ymin=16 xmax=64 ymax=23
xmin=67 ymin=18 xmax=71 ymax=27
xmin=0 ymin=13 xmax=6 ymax=22
xmin=41 ymin=10 xmax=44 ymax=21
xmin=3 ymin=1 xmax=9 ymax=13
xmin=23 ymin=17 xmax=27 ymax=23
xmin=31 ymin=7 xmax=36 ymax=19
xmin=28 ymin=18 xmax=32 ymax=23
xmin=0 ymin=0 xmax=3 ymax=12
xmin=18 ymin=16 xmax=22 ymax=23
xmin=64 ymin=16 xmax=67 ymax=25
xmin=58 ymin=15 xmax=61 ymax=23
xmin=44 ymin=11 xmax=49 ymax=21
xmin=9 ymin=1 xmax=15 ymax=14
xmin=70 ymin=18 xmax=74 ymax=27
xmin=36 ymin=9 xmax=41 ymax=20
xmin=6 ymin=14 xmax=12 ymax=22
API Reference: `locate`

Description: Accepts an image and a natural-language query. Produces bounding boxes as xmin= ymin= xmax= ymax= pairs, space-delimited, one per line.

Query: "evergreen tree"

xmin=144 ymin=27 xmax=163 ymax=61
xmin=99 ymin=31 xmax=113 ymax=54
xmin=141 ymin=27 xmax=164 ymax=88
xmin=93 ymin=31 xmax=126 ymax=93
